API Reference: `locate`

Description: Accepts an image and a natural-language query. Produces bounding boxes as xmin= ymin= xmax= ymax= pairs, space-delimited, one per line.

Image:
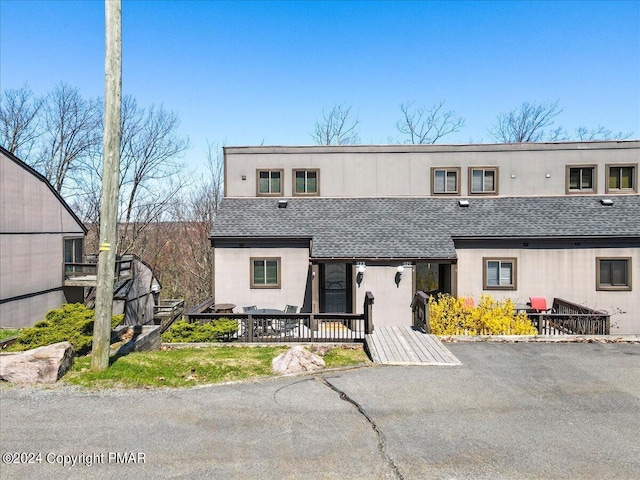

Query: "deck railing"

xmin=529 ymin=298 xmax=610 ymax=335
xmin=153 ymin=299 xmax=185 ymax=332
xmin=184 ymin=292 xmax=374 ymax=343
xmin=64 ymin=256 xmax=133 ymax=283
xmin=411 ymin=291 xmax=430 ymax=333
xmin=410 ymin=293 xmax=611 ymax=336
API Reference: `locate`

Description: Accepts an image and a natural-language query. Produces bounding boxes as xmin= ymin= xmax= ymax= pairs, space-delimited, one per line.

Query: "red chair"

xmin=528 ymin=297 xmax=554 ymax=313
xmin=463 ymin=297 xmax=475 ymax=308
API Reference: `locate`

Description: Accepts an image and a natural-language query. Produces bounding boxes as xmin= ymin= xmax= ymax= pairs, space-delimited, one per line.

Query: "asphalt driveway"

xmin=1 ymin=342 xmax=639 ymax=479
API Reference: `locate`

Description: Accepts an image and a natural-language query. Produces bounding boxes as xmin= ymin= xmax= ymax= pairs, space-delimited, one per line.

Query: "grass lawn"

xmin=0 ymin=329 xmax=21 ymax=341
xmin=63 ymin=345 xmax=369 ymax=389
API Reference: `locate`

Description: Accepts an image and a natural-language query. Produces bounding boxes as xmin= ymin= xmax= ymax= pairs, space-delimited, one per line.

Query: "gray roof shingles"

xmin=211 ymin=196 xmax=640 ymax=259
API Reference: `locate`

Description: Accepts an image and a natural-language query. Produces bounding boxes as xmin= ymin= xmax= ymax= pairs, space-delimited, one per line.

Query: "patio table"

xmin=210 ymin=303 xmax=236 ymax=313
xmin=244 ymin=309 xmax=286 ymax=337
xmin=245 ymin=308 xmax=284 ymax=314
xmin=514 ymin=303 xmax=532 ymax=313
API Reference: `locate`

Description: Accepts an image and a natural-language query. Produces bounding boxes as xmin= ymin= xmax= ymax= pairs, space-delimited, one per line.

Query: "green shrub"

xmin=162 ymin=319 xmax=239 ymax=343
xmin=7 ymin=303 xmax=123 ymax=355
xmin=428 ymin=294 xmax=537 ymax=335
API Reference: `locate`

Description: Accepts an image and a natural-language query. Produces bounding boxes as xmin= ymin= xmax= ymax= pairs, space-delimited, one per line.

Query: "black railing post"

xmin=248 ymin=314 xmax=254 ymax=341
xmin=364 ymin=291 xmax=374 ymax=334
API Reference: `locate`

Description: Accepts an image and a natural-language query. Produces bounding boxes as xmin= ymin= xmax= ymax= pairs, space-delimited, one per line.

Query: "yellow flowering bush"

xmin=428 ymin=294 xmax=537 ymax=335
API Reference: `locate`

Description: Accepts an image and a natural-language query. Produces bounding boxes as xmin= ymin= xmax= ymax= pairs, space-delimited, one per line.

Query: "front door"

xmin=320 ymin=263 xmax=352 ymax=313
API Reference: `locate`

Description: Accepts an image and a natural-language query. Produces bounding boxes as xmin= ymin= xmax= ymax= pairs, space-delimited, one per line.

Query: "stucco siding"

xmin=456 ymin=247 xmax=640 ymax=334
xmin=353 ymin=264 xmax=413 ymax=326
xmin=214 ymin=247 xmax=310 ymax=312
xmin=224 ymin=142 xmax=640 ymax=198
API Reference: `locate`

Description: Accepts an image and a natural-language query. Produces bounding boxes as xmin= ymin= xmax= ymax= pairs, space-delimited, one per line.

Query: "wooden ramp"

xmin=365 ymin=326 xmax=462 ymax=366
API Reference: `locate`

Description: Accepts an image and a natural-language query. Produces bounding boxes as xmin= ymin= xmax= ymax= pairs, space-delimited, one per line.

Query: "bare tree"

xmin=311 ymin=104 xmax=360 ymax=145
xmin=553 ymin=126 xmax=633 ymax=142
xmin=490 ymin=100 xmax=562 ymax=143
xmin=0 ymin=85 xmax=44 ymax=158
xmin=396 ymin=100 xmax=465 ymax=144
xmin=116 ymin=99 xmax=189 ymax=253
xmin=35 ymin=83 xmax=102 ymax=193
xmin=143 ymin=142 xmax=224 ymax=308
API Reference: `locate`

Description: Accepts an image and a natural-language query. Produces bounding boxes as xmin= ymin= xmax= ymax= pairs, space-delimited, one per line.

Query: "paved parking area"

xmin=1 ymin=342 xmax=639 ymax=479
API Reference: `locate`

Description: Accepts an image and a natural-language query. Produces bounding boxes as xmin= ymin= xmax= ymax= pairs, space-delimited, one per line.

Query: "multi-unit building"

xmin=211 ymin=140 xmax=639 ymax=333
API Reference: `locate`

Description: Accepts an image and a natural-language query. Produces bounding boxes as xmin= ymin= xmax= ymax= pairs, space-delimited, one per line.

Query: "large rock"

xmin=0 ymin=342 xmax=75 ymax=384
xmin=272 ymin=345 xmax=326 ymax=374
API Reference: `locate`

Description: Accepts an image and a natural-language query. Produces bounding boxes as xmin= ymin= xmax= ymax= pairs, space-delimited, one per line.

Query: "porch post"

xmin=311 ymin=263 xmax=320 ymax=314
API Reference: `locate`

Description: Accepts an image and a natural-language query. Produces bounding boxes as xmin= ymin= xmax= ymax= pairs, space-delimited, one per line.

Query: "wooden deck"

xmin=365 ymin=326 xmax=462 ymax=366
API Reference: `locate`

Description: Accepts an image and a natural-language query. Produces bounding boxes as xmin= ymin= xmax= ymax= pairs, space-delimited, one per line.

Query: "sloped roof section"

xmin=211 ymin=196 xmax=640 ymax=259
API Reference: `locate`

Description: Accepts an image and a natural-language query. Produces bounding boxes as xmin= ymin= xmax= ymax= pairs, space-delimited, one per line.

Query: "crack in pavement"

xmin=317 ymin=375 xmax=405 ymax=480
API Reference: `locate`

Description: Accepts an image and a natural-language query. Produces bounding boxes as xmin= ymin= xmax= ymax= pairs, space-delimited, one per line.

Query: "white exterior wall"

xmin=214 ymin=247 xmax=310 ymax=312
xmin=225 ymin=142 xmax=640 ymax=198
xmin=456 ymin=247 xmax=640 ymax=334
xmin=353 ymin=264 xmax=413 ymax=326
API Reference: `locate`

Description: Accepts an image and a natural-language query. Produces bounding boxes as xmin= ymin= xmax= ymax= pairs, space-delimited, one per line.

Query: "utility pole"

xmin=92 ymin=0 xmax=122 ymax=371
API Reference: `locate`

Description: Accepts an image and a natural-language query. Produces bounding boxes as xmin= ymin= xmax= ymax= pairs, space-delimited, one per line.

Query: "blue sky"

xmin=1 ymin=0 xmax=639 ymax=171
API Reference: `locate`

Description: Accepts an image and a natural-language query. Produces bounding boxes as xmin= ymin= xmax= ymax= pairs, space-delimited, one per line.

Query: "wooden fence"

xmin=185 ymin=292 xmax=374 ymax=343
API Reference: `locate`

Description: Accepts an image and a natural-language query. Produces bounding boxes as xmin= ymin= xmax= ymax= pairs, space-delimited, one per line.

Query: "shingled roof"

xmin=211 ymin=195 xmax=640 ymax=259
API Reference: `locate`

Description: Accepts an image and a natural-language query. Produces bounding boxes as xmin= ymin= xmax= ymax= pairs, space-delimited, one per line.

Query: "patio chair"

xmin=527 ymin=297 xmax=554 ymax=314
xmin=242 ymin=305 xmax=257 ymax=313
xmin=284 ymin=305 xmax=298 ymax=314
xmin=462 ymin=297 xmax=475 ymax=308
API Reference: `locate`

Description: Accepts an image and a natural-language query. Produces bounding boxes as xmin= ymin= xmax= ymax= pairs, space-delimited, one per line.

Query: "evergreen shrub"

xmin=8 ymin=303 xmax=123 ymax=355
xmin=161 ymin=318 xmax=239 ymax=343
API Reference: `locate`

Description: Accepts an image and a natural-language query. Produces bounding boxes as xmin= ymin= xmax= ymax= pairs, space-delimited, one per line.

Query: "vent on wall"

xmin=458 ymin=200 xmax=469 ymax=207
xmin=278 ymin=200 xmax=288 ymax=208
xmin=600 ymin=198 xmax=613 ymax=206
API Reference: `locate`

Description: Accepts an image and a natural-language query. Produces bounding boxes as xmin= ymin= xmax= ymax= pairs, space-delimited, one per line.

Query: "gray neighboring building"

xmin=1 ymin=146 xmax=87 ymax=328
xmin=211 ymin=141 xmax=640 ymax=333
